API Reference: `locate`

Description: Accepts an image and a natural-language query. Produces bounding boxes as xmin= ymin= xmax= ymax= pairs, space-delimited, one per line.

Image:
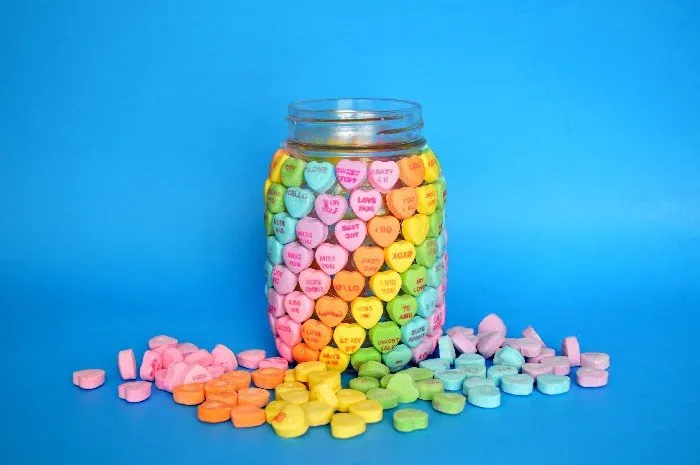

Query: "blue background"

xmin=1 ymin=0 xmax=699 ymax=463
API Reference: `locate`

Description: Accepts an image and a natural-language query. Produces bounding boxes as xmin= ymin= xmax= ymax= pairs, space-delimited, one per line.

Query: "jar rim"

xmin=288 ymin=98 xmax=421 ymax=123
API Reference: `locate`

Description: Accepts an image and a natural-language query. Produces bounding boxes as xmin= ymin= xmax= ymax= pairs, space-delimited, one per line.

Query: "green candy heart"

xmin=280 ymin=157 xmax=306 ymax=187
xmin=399 ymin=265 xmax=428 ymax=296
xmin=393 ymin=408 xmax=429 ymax=432
xmin=357 ymin=360 xmax=390 ymax=379
xmin=432 ymin=392 xmax=466 ymax=415
xmin=427 ymin=261 xmax=445 ymax=288
xmin=427 ymin=209 xmax=443 ymax=238
xmin=386 ymin=295 xmax=418 ymax=326
xmin=401 ymin=367 xmax=434 ymax=382
xmin=380 ymin=374 xmax=394 ymax=388
xmin=382 ymin=344 xmax=412 ymax=373
xmin=415 ymin=238 xmax=438 ymax=267
xmin=266 ymin=182 xmax=287 ymax=213
xmin=434 ymin=180 xmax=446 ymax=210
xmin=264 ymin=211 xmax=274 ymax=235
xmin=348 ymin=376 xmax=380 ymax=393
xmin=350 ymin=347 xmax=382 ymax=370
xmin=368 ymin=321 xmax=401 ymax=353
xmin=416 ymin=378 xmax=444 ymax=400
xmin=385 ymin=372 xmax=419 ymax=403
xmin=366 ymin=388 xmax=399 ymax=410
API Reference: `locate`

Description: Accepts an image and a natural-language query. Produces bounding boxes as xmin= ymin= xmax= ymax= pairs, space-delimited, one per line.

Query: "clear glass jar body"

xmin=264 ymin=99 xmax=447 ymax=372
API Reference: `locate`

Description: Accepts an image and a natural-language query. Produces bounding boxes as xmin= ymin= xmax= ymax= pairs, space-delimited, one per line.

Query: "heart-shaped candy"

xmin=314 ymin=296 xmax=348 ymax=327
xmin=333 ymin=323 xmax=367 ymax=354
xmin=276 ymin=315 xmax=302 ymax=347
xmin=410 ymin=337 xmax=434 ymax=364
xmin=291 ymin=343 xmax=319 ymax=363
xmin=392 ymin=408 xmax=428 ymax=432
xmin=352 ymin=246 xmax=385 ymax=277
xmin=265 ymin=262 xmax=273 ymax=287
xmin=264 ymin=178 xmax=271 ymax=203
xmin=415 ymin=238 xmax=438 ymax=267
xmin=400 ymin=264 xmax=427 ymax=296
xmin=384 ymin=241 xmax=416 ymax=273
xmin=283 ymin=291 xmax=315 ymax=323
xmin=368 ymin=160 xmax=399 ymax=193
xmin=314 ymin=194 xmax=348 ymax=225
xmin=267 ymin=311 xmax=278 ymax=337
xmin=335 ymin=159 xmax=368 ymax=191
xmin=427 ymin=304 xmax=445 ymax=336
xmin=419 ymin=149 xmax=441 ymax=183
xmin=386 ymin=187 xmax=417 ymax=219
xmin=319 ymin=346 xmax=350 ymax=371
xmin=275 ymin=337 xmax=294 ymax=362
xmin=332 ymin=271 xmax=365 ymax=302
xmin=270 ymin=403 xmax=307 ymax=437
xmin=284 ymin=187 xmax=315 ymax=218
xmin=437 ymin=282 xmax=446 ymax=306
xmin=416 ymin=286 xmax=437 ymax=317
xmin=272 ymin=265 xmax=298 ymax=295
xmin=401 ymin=214 xmax=429 ymax=245
xmin=280 ymin=157 xmax=307 ymax=187
xmin=386 ymin=294 xmax=418 ymax=326
xmin=267 ymin=288 xmax=286 ymax=317
xmin=269 ymin=150 xmax=289 ymax=183
xmin=427 ymin=210 xmax=443 ymax=238
xmin=350 ymin=296 xmax=383 ymax=329
xmin=367 ymin=215 xmax=400 ymax=247
xmin=382 ymin=344 xmax=413 ymax=372
xmin=350 ymin=347 xmax=382 ymax=370
xmin=296 ymin=217 xmax=328 ymax=249
xmin=434 ymin=180 xmax=446 ymax=209
xmin=304 ymin=161 xmax=336 ymax=193
xmin=427 ymin=261 xmax=445 ymax=287
xmin=369 ymin=270 xmax=402 ymax=302
xmin=267 ymin=236 xmax=284 ymax=265
xmin=298 ymin=268 xmax=331 ymax=300
xmin=396 ymin=156 xmax=425 ymax=188
xmin=266 ymin=183 xmax=287 ymax=213
xmin=272 ymin=213 xmax=299 ymax=245
xmin=437 ymin=231 xmax=446 ymax=257
xmin=368 ymin=321 xmax=401 ymax=353
xmin=282 ymin=242 xmax=314 ymax=274
xmin=400 ymin=316 xmax=428 ymax=348
xmin=334 ymin=219 xmax=367 ymax=251
xmin=301 ymin=319 xmax=333 ymax=350
xmin=314 ymin=243 xmax=349 ymax=276
xmin=415 ymin=184 xmax=438 ymax=215
xmin=349 ymin=189 xmax=382 ymax=221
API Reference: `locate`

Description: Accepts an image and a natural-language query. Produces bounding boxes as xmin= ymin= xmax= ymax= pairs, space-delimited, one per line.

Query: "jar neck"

xmin=285 ymin=98 xmax=425 ymax=158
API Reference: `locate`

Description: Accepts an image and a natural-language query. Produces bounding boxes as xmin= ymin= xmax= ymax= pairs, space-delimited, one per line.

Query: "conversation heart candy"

xmin=336 ymin=159 xmax=368 ymax=191
xmin=420 ymin=149 xmax=440 ymax=183
xmin=436 ymin=282 xmax=446 ymax=306
xmin=562 ymin=336 xmax=581 ymax=366
xmin=426 ymin=261 xmax=444 ymax=288
xmin=182 ymin=364 xmax=213 ymax=385
xmin=477 ymin=331 xmax=505 ymax=358
xmin=350 ymin=296 xmax=384 ymax=329
xmin=118 ymin=381 xmax=152 ymax=403
xmin=349 ymin=189 xmax=382 ymax=221
xmin=427 ymin=304 xmax=445 ymax=335
xmin=367 ymin=215 xmax=401 ymax=247
xmin=384 ymin=240 xmax=416 ymax=273
xmin=272 ymin=265 xmax=298 ymax=295
xmin=267 ymin=288 xmax=286 ymax=317
xmin=415 ymin=238 xmax=438 ymax=267
xmin=280 ymin=157 xmax=307 ymax=187
xmin=387 ymin=294 xmax=418 ymax=326
xmin=400 ymin=316 xmax=428 ymax=348
xmin=272 ymin=213 xmax=299 ymax=245
xmin=369 ymin=270 xmax=402 ymax=301
xmin=264 ymin=178 xmax=271 ymax=203
xmin=369 ymin=321 xmax=402 ymax=353
xmin=296 ymin=217 xmax=328 ymax=249
xmin=73 ymin=369 xmax=106 ymax=390
xmin=276 ymin=315 xmax=303 ymax=347
xmin=393 ymin=408 xmax=428 ymax=432
xmin=314 ymin=194 xmax=348 ymax=225
xmin=304 ymin=161 xmax=336 ymax=193
xmin=265 ymin=261 xmax=273 ymax=287
xmin=319 ymin=346 xmax=351 ymax=371
xmin=282 ymin=242 xmax=314 ymax=274
xmin=415 ymin=184 xmax=438 ymax=215
xmin=400 ymin=264 xmax=428 ymax=296
xmin=268 ymin=312 xmax=278 ymax=337
xmin=283 ymin=291 xmax=315 ymax=323
xmin=382 ymin=344 xmax=413 ymax=373
xmin=266 ymin=183 xmax=287 ymax=213
xmin=301 ymin=319 xmax=334 ymax=350
xmin=334 ymin=219 xmax=367 ymax=251
xmin=427 ymin=210 xmax=443 ymax=238
xmin=267 ymin=236 xmax=285 ymax=265
xmin=434 ymin=180 xmax=446 ymax=209
xmin=275 ymin=338 xmax=294 ymax=362
xmin=351 ymin=347 xmax=382 ymax=370
xmin=333 ymin=323 xmax=367 ymax=354
xmin=386 ymin=187 xmax=418 ymax=219
xmin=269 ymin=149 xmax=289 ymax=183
xmin=291 ymin=343 xmax=318 ymax=363
xmin=478 ymin=313 xmax=507 ymax=336
xmin=396 ymin=155 xmax=425 ymax=188
xmin=368 ymin=160 xmax=399 ymax=192
xmin=352 ymin=246 xmax=385 ymax=277
xmin=401 ymin=214 xmax=429 ymax=245
xmin=410 ymin=337 xmax=435 ymax=364
xmin=314 ymin=243 xmax=349 ymax=276
xmin=332 ymin=271 xmax=365 ymax=301
xmin=314 ymin=296 xmax=349 ymax=327
xmin=211 ymin=344 xmax=237 ymax=372
xmin=284 ymin=187 xmax=315 ymax=218
xmin=298 ymin=268 xmax=331 ymax=299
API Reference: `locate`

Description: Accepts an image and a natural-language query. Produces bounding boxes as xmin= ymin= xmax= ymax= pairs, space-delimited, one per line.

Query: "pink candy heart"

xmin=272 ymin=265 xmax=298 ymax=295
xmin=276 ymin=315 xmax=302 ymax=346
xmin=336 ymin=159 xmax=368 ymax=191
xmin=334 ymin=219 xmax=367 ymax=251
xmin=368 ymin=160 xmax=399 ymax=192
xmin=298 ymin=268 xmax=332 ymax=300
xmin=314 ymin=243 xmax=349 ymax=275
xmin=267 ymin=288 xmax=286 ymax=317
xmin=427 ymin=304 xmax=445 ymax=336
xmin=283 ymin=290 xmax=315 ymax=323
xmin=275 ymin=337 xmax=294 ymax=362
xmin=282 ymin=242 xmax=314 ymax=274
xmin=267 ymin=311 xmax=278 ymax=337
xmin=296 ymin=217 xmax=329 ymax=249
xmin=349 ymin=189 xmax=382 ymax=221
xmin=315 ymin=194 xmax=348 ymax=226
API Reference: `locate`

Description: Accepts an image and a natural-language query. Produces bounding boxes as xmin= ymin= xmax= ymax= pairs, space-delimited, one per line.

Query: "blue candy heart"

xmin=272 ymin=212 xmax=298 ymax=245
xmin=284 ymin=187 xmax=315 ymax=218
xmin=437 ymin=230 xmax=446 ymax=257
xmin=416 ymin=286 xmax=437 ymax=317
xmin=304 ymin=161 xmax=336 ymax=193
xmin=400 ymin=316 xmax=428 ymax=348
xmin=427 ymin=261 xmax=445 ymax=287
xmin=266 ymin=236 xmax=284 ymax=265
xmin=264 ymin=260 xmax=273 ymax=287
xmin=382 ymin=343 xmax=413 ymax=372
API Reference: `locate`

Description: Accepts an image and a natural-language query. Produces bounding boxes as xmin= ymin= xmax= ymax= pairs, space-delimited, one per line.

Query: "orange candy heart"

xmin=301 ymin=319 xmax=333 ymax=350
xmin=385 ymin=187 xmax=418 ymax=219
xmin=352 ymin=246 xmax=385 ymax=277
xmin=397 ymin=156 xmax=425 ymax=188
xmin=332 ymin=271 xmax=366 ymax=302
xmin=367 ymin=215 xmax=401 ymax=248
xmin=314 ymin=296 xmax=348 ymax=327
xmin=291 ymin=343 xmax=320 ymax=363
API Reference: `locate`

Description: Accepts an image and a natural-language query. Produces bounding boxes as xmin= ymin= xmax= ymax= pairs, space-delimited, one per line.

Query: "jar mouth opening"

xmin=288 ymin=98 xmax=421 ymax=123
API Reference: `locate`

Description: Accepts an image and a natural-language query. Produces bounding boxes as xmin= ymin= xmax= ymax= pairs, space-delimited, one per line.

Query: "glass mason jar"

xmin=264 ymin=98 xmax=447 ymax=373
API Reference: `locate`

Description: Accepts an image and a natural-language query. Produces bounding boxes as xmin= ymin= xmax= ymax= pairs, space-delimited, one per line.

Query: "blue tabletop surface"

xmin=1 ymin=1 xmax=699 ymax=464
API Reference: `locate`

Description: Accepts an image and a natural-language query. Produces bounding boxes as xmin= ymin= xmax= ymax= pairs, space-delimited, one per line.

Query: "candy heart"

xmin=265 ymin=262 xmax=273 ymax=287
xmin=368 ymin=160 xmax=399 ymax=193
xmin=386 ymin=294 xmax=418 ymax=326
xmin=264 ymin=211 xmax=273 ymax=235
xmin=392 ymin=408 xmax=428 ymax=432
xmin=437 ymin=282 xmax=446 ymax=306
xmin=382 ymin=344 xmax=413 ymax=372
xmin=386 ymin=187 xmax=418 ymax=219
xmin=350 ymin=296 xmax=384 ymax=329
xmin=296 ymin=217 xmax=329 ymax=249
xmin=368 ymin=321 xmax=402 ymax=353
xmin=415 ymin=184 xmax=438 ymax=215
xmin=410 ymin=337 xmax=434 ymax=364
xmin=276 ymin=315 xmax=302 ymax=347
xmin=334 ymin=219 xmax=367 ymax=251
xmin=397 ymin=156 xmax=425 ymax=188
xmin=314 ymin=243 xmax=349 ymax=276
xmin=349 ymin=189 xmax=382 ymax=221
xmin=384 ymin=240 xmax=416 ymax=273
xmin=298 ymin=268 xmax=331 ymax=300
xmin=275 ymin=337 xmax=294 ymax=362
xmin=427 ymin=210 xmax=443 ymax=238
xmin=284 ymin=187 xmax=315 ymax=218
xmin=314 ymin=296 xmax=348 ymax=327
xmin=401 ymin=214 xmax=429 ymax=245
xmin=272 ymin=213 xmax=299 ymax=245
xmin=267 ymin=288 xmax=286 ymax=317
xmin=400 ymin=316 xmax=428 ymax=348
xmin=434 ymin=180 xmax=446 ymax=209
xmin=267 ymin=236 xmax=284 ymax=265
xmin=332 ymin=271 xmax=365 ymax=302
xmin=282 ymin=242 xmax=314 ymax=274
xmin=352 ymin=246 xmax=385 ymax=277
xmin=266 ymin=183 xmax=287 ymax=213
xmin=415 ymin=238 xmax=438 ymax=267
xmin=427 ymin=304 xmax=445 ymax=336
xmin=335 ymin=159 xmax=368 ymax=191
xmin=280 ymin=157 xmax=307 ymax=187
xmin=367 ymin=215 xmax=400 ymax=247
xmin=283 ymin=291 xmax=315 ymax=323
xmin=427 ymin=261 xmax=445 ymax=287
xmin=268 ymin=311 xmax=278 ymax=337
xmin=314 ymin=194 xmax=348 ymax=225
xmin=291 ymin=342 xmax=319 ymax=363
xmin=270 ymin=403 xmax=308 ymax=438
xmin=350 ymin=347 xmax=382 ymax=370
xmin=269 ymin=149 xmax=289 ymax=183
xmin=319 ymin=346 xmax=351 ymax=371
xmin=416 ymin=286 xmax=437 ymax=317
xmin=420 ymin=149 xmax=441 ymax=183
xmin=400 ymin=264 xmax=427 ymax=296
xmin=477 ymin=313 xmax=507 ymax=336
xmin=301 ymin=319 xmax=334 ymax=350
xmin=304 ymin=161 xmax=336 ymax=193
xmin=369 ymin=270 xmax=402 ymax=302
xmin=272 ymin=265 xmax=298 ymax=295
xmin=437 ymin=231 xmax=446 ymax=257
xmin=333 ymin=323 xmax=367 ymax=354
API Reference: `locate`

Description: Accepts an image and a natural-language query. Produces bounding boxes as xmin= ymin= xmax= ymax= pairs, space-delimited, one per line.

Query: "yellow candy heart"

xmin=269 ymin=150 xmax=289 ymax=183
xmin=307 ymin=370 xmax=342 ymax=391
xmin=384 ymin=241 xmax=416 ymax=273
xmin=332 ymin=323 xmax=367 ymax=355
xmin=350 ymin=297 xmax=384 ymax=329
xmin=420 ymin=149 xmax=441 ymax=183
xmin=330 ymin=412 xmax=366 ymax=439
xmin=309 ymin=384 xmax=339 ymax=410
xmin=319 ymin=346 xmax=351 ymax=371
xmin=302 ymin=400 xmax=334 ymax=426
xmin=265 ymin=400 xmax=288 ymax=424
xmin=271 ymin=403 xmax=309 ymax=438
xmin=336 ymin=389 xmax=367 ymax=412
xmin=369 ymin=270 xmax=402 ymax=302
xmin=401 ymin=214 xmax=429 ymax=245
xmin=264 ymin=178 xmax=271 ymax=204
xmin=348 ymin=399 xmax=383 ymax=423
xmin=415 ymin=184 xmax=438 ymax=215
xmin=294 ymin=361 xmax=327 ymax=383
xmin=278 ymin=389 xmax=310 ymax=405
